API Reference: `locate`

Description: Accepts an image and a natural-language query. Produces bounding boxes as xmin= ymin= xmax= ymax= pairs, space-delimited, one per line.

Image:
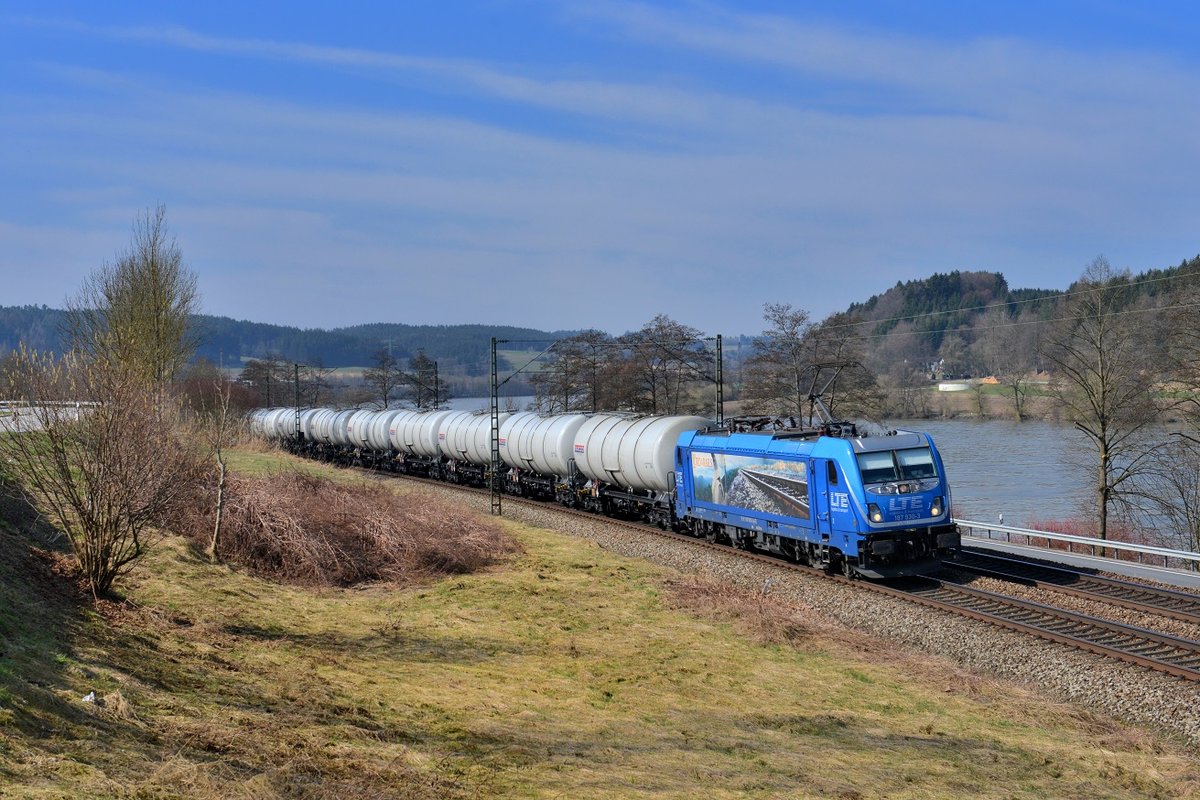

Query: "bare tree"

xmin=402 ymin=350 xmax=449 ymax=410
xmin=742 ymin=305 xmax=879 ymax=420
xmin=974 ymin=307 xmax=1038 ymax=421
xmin=184 ymin=373 xmax=242 ymax=563
xmin=618 ymin=315 xmax=713 ymax=415
xmin=0 ymin=349 xmax=203 ymax=594
xmin=801 ymin=312 xmax=881 ymax=419
xmin=65 ymin=205 xmax=198 ymax=385
xmin=238 ymin=353 xmax=289 ymax=406
xmin=741 ymin=303 xmax=812 ymax=416
xmin=1143 ymin=437 xmax=1200 ymax=554
xmin=1041 ymin=257 xmax=1160 ymax=541
xmin=1140 ymin=276 xmax=1200 ymax=554
xmin=529 ymin=330 xmax=614 ymax=413
xmin=362 ymin=347 xmax=404 ymax=409
xmin=300 ymin=361 xmax=336 ymax=406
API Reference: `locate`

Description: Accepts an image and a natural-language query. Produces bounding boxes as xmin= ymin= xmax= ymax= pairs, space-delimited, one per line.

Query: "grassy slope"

xmin=0 ymin=450 xmax=1197 ymax=798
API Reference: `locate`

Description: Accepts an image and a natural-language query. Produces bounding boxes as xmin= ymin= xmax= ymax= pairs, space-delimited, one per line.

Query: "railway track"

xmin=362 ymin=464 xmax=1200 ymax=682
xmin=946 ymin=549 xmax=1200 ymax=626
xmin=888 ymin=577 xmax=1200 ymax=680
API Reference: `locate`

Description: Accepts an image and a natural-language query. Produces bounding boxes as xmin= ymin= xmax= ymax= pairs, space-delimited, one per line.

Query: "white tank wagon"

xmin=366 ymin=409 xmax=405 ymax=452
xmin=344 ymin=408 xmax=377 ymax=449
xmin=328 ymin=409 xmax=360 ymax=448
xmin=298 ymin=407 xmax=323 ymax=441
xmin=499 ymin=412 xmax=591 ymax=476
xmin=574 ymin=413 xmax=711 ymax=494
xmin=246 ymin=408 xmax=277 ymax=439
xmin=497 ymin=411 xmax=542 ymax=470
xmin=389 ymin=409 xmax=454 ymax=457
xmin=270 ymin=407 xmax=303 ymax=441
xmin=306 ymin=408 xmax=337 ymax=443
xmin=498 ymin=411 xmax=593 ymax=500
xmin=438 ymin=409 xmax=511 ymax=466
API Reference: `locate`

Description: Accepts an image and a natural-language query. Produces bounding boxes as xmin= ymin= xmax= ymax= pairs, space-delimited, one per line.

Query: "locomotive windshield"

xmin=856 ymin=447 xmax=936 ymax=485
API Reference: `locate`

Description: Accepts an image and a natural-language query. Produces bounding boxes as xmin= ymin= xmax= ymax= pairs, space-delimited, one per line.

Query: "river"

xmin=890 ymin=419 xmax=1092 ymax=529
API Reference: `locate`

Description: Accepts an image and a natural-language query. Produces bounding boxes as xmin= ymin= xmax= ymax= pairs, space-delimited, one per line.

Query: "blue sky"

xmin=2 ymin=2 xmax=1198 ymax=336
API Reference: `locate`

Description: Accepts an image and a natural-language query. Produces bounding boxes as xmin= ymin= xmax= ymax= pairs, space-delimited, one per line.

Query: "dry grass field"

xmin=0 ymin=449 xmax=1197 ymax=798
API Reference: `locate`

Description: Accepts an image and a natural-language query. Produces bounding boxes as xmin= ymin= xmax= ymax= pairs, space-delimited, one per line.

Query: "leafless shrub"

xmin=180 ymin=472 xmax=518 ymax=586
xmin=0 ymin=348 xmax=207 ymax=595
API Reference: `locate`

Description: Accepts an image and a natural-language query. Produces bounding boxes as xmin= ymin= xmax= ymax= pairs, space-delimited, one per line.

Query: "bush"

xmin=182 ymin=472 xmax=518 ymax=586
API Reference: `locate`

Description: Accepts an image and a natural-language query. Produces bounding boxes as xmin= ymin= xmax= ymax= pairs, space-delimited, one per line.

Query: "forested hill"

xmin=847 ymin=256 xmax=1199 ymax=349
xmin=191 ymin=317 xmax=573 ymax=375
xmin=844 ymin=255 xmax=1199 ymax=380
xmin=846 ymin=271 xmax=1061 ymax=352
xmin=0 ymin=309 xmax=571 ymax=378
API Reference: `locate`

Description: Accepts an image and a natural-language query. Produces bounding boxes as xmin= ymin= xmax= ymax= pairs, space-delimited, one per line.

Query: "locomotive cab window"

xmin=826 ymin=461 xmax=838 ymax=485
xmin=896 ymin=447 xmax=935 ymax=480
xmin=856 ymin=447 xmax=935 ymax=485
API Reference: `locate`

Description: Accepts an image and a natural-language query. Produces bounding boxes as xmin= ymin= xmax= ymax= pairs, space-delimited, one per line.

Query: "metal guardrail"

xmin=955 ymin=518 xmax=1200 ymax=572
xmin=0 ymin=400 xmax=101 ymax=407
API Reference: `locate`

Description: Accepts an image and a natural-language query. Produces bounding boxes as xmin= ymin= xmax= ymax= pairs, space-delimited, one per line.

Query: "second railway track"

xmin=946 ymin=549 xmax=1200 ymax=626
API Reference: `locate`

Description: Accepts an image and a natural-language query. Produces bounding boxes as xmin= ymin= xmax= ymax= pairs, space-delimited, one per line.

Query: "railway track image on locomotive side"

xmin=946 ymin=549 xmax=1200 ymax=627
xmin=364 ymin=466 xmax=1200 ymax=684
xmin=735 ymin=468 xmax=811 ymax=518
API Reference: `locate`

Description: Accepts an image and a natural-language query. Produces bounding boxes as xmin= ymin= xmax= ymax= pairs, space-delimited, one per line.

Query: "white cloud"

xmin=3 ymin=7 xmax=1199 ymax=333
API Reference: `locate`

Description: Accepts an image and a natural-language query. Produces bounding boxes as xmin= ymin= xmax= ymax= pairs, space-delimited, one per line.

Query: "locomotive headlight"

xmin=930 ymin=496 xmax=944 ymax=517
xmin=867 ymin=503 xmax=884 ymax=523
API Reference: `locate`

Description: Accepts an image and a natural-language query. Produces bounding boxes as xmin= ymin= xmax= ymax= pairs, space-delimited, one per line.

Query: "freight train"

xmin=249 ymin=404 xmax=960 ymax=579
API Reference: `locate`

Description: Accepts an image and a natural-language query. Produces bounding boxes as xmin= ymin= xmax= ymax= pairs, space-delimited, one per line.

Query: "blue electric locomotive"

xmin=674 ymin=424 xmax=959 ymax=578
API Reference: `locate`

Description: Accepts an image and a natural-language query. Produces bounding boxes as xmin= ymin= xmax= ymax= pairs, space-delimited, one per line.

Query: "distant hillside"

xmin=847 ymin=270 xmax=1061 ymax=352
xmin=0 ymin=309 xmax=572 ymax=379
xmin=191 ymin=317 xmax=575 ymax=377
xmin=845 ymin=255 xmax=1199 ymax=381
xmin=4 ymin=254 xmax=1195 ymax=382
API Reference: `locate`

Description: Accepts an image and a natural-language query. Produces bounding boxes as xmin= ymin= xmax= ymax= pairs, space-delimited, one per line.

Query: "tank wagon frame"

xmin=248 ymin=405 xmax=960 ymax=579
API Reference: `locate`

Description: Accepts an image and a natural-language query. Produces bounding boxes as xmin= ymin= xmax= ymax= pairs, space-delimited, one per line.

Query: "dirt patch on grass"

xmin=181 ymin=471 xmax=520 ymax=587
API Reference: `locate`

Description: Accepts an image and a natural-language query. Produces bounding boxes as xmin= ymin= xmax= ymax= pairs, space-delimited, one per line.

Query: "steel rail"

xmin=947 ymin=549 xmax=1200 ymax=626
xmin=886 ymin=578 xmax=1200 ymax=680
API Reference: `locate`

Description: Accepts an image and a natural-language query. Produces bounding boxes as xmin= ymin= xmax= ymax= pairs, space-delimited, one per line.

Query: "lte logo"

xmin=830 ymin=492 xmax=850 ymax=510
